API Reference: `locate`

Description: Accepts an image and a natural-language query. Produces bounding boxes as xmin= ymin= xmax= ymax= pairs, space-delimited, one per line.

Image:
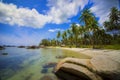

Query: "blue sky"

xmin=0 ymin=0 xmax=119 ymax=46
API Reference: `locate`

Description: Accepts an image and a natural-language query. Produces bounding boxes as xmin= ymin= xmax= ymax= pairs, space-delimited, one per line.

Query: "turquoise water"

xmin=0 ymin=47 xmax=90 ymax=80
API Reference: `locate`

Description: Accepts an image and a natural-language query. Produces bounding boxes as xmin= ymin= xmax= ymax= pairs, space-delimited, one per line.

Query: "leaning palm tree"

xmin=104 ymin=7 xmax=120 ymax=31
xmin=110 ymin=7 xmax=119 ymax=25
xmin=104 ymin=7 xmax=120 ymax=38
xmin=79 ymin=8 xmax=93 ymax=28
xmin=79 ymin=8 xmax=99 ymax=48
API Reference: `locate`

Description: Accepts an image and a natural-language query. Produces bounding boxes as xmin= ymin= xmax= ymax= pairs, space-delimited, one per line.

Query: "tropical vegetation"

xmin=40 ymin=7 xmax=120 ymax=49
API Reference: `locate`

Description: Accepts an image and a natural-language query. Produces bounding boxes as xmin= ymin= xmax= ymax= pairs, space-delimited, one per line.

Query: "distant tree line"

xmin=40 ymin=7 xmax=120 ymax=48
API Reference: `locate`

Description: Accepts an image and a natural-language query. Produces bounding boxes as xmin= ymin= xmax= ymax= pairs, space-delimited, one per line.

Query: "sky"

xmin=0 ymin=0 xmax=119 ymax=46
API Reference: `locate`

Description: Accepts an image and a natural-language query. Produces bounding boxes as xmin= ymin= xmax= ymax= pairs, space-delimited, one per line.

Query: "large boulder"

xmin=90 ymin=55 xmax=120 ymax=80
xmin=55 ymin=58 xmax=102 ymax=80
xmin=55 ymin=58 xmax=95 ymax=72
xmin=55 ymin=56 xmax=120 ymax=80
xmin=56 ymin=63 xmax=102 ymax=80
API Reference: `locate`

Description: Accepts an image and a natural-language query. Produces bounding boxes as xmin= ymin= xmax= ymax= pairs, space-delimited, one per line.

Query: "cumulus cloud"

xmin=0 ymin=2 xmax=52 ymax=28
xmin=47 ymin=0 xmax=88 ymax=24
xmin=0 ymin=0 xmax=88 ymax=28
xmin=48 ymin=28 xmax=64 ymax=32
xmin=0 ymin=0 xmax=118 ymax=28
xmin=91 ymin=0 xmax=119 ymax=25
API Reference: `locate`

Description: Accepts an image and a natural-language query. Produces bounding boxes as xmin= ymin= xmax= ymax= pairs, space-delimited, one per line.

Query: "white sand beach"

xmin=58 ymin=47 xmax=120 ymax=63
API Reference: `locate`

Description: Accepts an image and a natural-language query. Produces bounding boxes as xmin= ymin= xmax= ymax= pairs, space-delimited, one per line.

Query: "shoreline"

xmin=51 ymin=47 xmax=120 ymax=63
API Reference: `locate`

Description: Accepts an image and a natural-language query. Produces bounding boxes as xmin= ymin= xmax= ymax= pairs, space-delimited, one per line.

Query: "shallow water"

xmin=0 ymin=47 xmax=90 ymax=80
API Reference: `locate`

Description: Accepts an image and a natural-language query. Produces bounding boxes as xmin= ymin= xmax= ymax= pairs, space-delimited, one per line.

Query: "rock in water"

xmin=43 ymin=62 xmax=57 ymax=68
xmin=2 ymin=53 xmax=8 ymax=55
xmin=40 ymin=75 xmax=58 ymax=80
xmin=0 ymin=46 xmax=5 ymax=50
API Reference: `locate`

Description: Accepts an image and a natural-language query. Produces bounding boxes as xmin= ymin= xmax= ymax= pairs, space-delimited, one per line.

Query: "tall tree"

xmin=67 ymin=29 xmax=73 ymax=47
xmin=79 ymin=8 xmax=99 ymax=48
xmin=71 ymin=23 xmax=79 ymax=47
xmin=110 ymin=7 xmax=119 ymax=25
xmin=104 ymin=7 xmax=120 ymax=31
xmin=104 ymin=7 xmax=120 ymax=44
xmin=57 ymin=31 xmax=61 ymax=46
xmin=79 ymin=8 xmax=93 ymax=28
xmin=78 ymin=26 xmax=85 ymax=45
xmin=62 ymin=31 xmax=67 ymax=45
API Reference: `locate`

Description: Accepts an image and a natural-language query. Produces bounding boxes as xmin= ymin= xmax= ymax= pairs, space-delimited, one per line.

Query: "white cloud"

xmin=48 ymin=28 xmax=64 ymax=32
xmin=76 ymin=23 xmax=81 ymax=26
xmin=91 ymin=0 xmax=119 ymax=25
xmin=47 ymin=0 xmax=88 ymax=24
xmin=0 ymin=2 xmax=52 ymax=28
xmin=0 ymin=0 xmax=88 ymax=28
xmin=0 ymin=0 xmax=118 ymax=28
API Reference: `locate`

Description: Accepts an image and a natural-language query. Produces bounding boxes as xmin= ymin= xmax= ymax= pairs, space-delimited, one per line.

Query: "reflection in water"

xmin=0 ymin=47 xmax=90 ymax=80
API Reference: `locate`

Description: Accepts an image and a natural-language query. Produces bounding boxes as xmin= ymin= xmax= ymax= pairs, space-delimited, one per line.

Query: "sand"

xmin=57 ymin=47 xmax=120 ymax=63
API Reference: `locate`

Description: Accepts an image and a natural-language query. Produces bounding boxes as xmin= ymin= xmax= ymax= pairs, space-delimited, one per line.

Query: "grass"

xmin=103 ymin=45 xmax=120 ymax=50
xmin=49 ymin=44 xmax=120 ymax=50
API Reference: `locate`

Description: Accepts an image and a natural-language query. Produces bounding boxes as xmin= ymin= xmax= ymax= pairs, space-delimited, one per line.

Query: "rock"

xmin=27 ymin=46 xmax=40 ymax=49
xmin=43 ymin=62 xmax=57 ymax=68
xmin=90 ymin=55 xmax=120 ymax=80
xmin=55 ymin=56 xmax=120 ymax=80
xmin=55 ymin=58 xmax=102 ymax=80
xmin=56 ymin=63 xmax=102 ymax=80
xmin=18 ymin=46 xmax=26 ymax=48
xmin=55 ymin=58 xmax=95 ymax=72
xmin=2 ymin=53 xmax=8 ymax=55
xmin=0 ymin=46 xmax=5 ymax=50
xmin=40 ymin=75 xmax=58 ymax=80
xmin=24 ymin=73 xmax=33 ymax=80
xmin=56 ymin=55 xmax=67 ymax=59
xmin=41 ymin=68 xmax=48 ymax=73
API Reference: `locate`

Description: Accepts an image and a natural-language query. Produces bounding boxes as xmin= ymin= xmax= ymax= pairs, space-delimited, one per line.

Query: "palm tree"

xmin=110 ymin=7 xmax=119 ymax=25
xmin=71 ymin=23 xmax=79 ymax=47
xmin=79 ymin=8 xmax=99 ymax=48
xmin=104 ymin=7 xmax=120 ymax=31
xmin=79 ymin=8 xmax=93 ymax=28
xmin=57 ymin=31 xmax=61 ymax=46
xmin=67 ymin=29 xmax=73 ymax=47
xmin=78 ymin=26 xmax=85 ymax=45
xmin=62 ymin=31 xmax=67 ymax=45
xmin=104 ymin=7 xmax=120 ymax=44
xmin=51 ymin=39 xmax=57 ymax=46
xmin=93 ymin=29 xmax=105 ymax=48
xmin=83 ymin=32 xmax=91 ymax=45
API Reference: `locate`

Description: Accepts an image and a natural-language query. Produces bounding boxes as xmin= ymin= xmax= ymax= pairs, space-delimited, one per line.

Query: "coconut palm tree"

xmin=104 ymin=7 xmax=120 ymax=31
xmin=62 ymin=31 xmax=67 ymax=45
xmin=71 ymin=23 xmax=79 ymax=47
xmin=78 ymin=26 xmax=85 ymax=45
xmin=57 ymin=31 xmax=61 ymax=46
xmin=79 ymin=8 xmax=99 ymax=48
xmin=67 ymin=29 xmax=73 ymax=47
xmin=110 ymin=7 xmax=119 ymax=25
xmin=104 ymin=7 xmax=120 ymax=44
xmin=79 ymin=8 xmax=93 ymax=28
